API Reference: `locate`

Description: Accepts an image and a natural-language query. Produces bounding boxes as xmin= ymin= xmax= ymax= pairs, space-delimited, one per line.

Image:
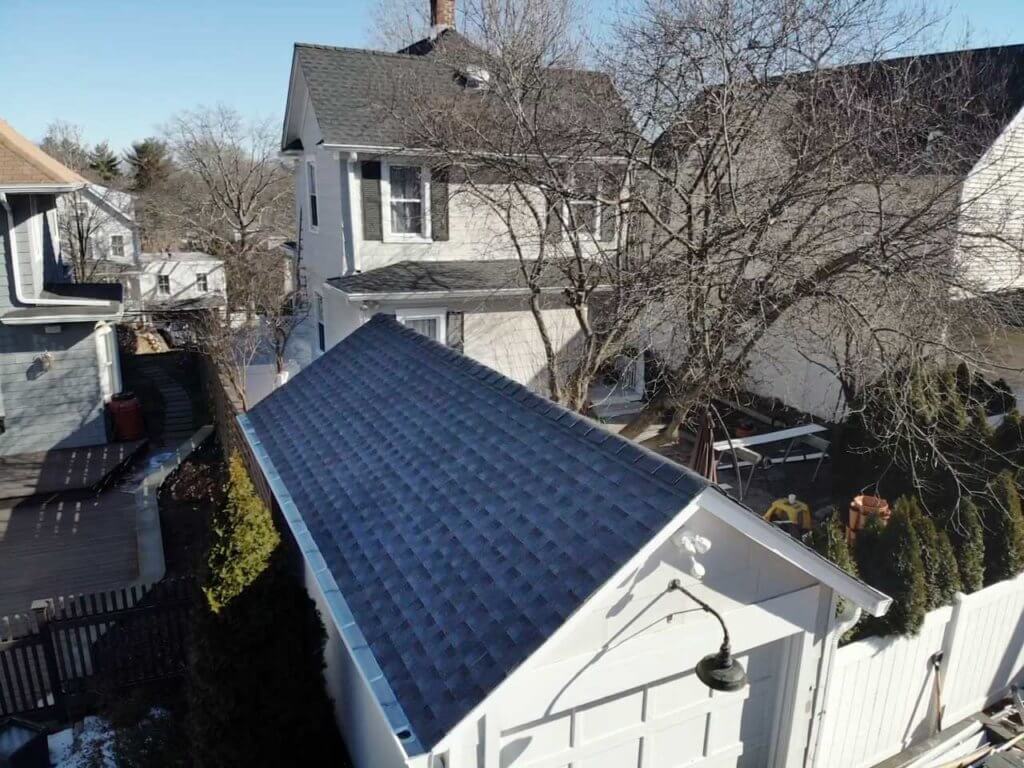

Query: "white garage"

xmin=240 ymin=316 xmax=890 ymax=768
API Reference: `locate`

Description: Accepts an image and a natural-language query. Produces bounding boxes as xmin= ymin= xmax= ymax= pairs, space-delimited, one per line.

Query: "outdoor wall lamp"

xmin=668 ymin=578 xmax=749 ymax=693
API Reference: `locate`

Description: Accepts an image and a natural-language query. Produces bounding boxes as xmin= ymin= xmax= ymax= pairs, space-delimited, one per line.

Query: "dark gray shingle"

xmin=242 ymin=316 xmax=706 ymax=751
xmin=327 ymin=259 xmax=573 ymax=296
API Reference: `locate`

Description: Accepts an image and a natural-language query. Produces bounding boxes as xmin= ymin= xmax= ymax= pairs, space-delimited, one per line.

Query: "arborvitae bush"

xmin=855 ymin=507 xmax=928 ymax=637
xmin=902 ymin=497 xmax=961 ymax=609
xmin=810 ymin=509 xmax=858 ymax=578
xmin=188 ymin=456 xmax=344 ymax=766
xmin=948 ymin=498 xmax=985 ymax=593
xmin=983 ymin=470 xmax=1024 ymax=586
xmin=188 ymin=558 xmax=344 ymax=767
xmin=203 ymin=453 xmax=280 ymax=613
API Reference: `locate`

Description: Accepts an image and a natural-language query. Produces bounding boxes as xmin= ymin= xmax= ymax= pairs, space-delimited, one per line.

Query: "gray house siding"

xmin=0 ymin=324 xmax=107 ymax=455
xmin=8 ymin=195 xmax=34 ymax=305
xmin=0 ymin=195 xmax=110 ymax=456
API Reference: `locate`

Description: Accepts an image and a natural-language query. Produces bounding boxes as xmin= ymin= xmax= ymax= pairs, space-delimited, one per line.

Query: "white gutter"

xmin=326 ymin=284 xmax=574 ymax=302
xmin=0 ymin=192 xmax=113 ymax=307
xmin=2 ymin=310 xmax=123 ymax=326
xmin=0 ymin=183 xmax=83 ymax=194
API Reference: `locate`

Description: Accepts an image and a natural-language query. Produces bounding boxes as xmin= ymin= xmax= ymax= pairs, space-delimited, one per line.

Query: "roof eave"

xmin=327 ymin=285 xmax=571 ymax=302
xmin=0 ymin=182 xmax=85 ymax=194
xmin=696 ymin=488 xmax=893 ymax=617
xmin=237 ymin=413 xmax=428 ymax=758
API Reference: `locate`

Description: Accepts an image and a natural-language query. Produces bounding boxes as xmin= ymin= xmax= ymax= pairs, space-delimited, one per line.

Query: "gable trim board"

xmin=238 ymin=317 xmax=889 ymax=763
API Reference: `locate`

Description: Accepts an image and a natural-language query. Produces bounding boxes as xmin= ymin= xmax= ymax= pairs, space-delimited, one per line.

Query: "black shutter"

xmin=544 ymin=192 xmax=562 ymax=242
xmin=446 ymin=311 xmax=464 ymax=352
xmin=431 ymin=168 xmax=450 ymax=241
xmin=599 ymin=201 xmax=616 ymax=242
xmin=361 ymin=161 xmax=383 ymax=241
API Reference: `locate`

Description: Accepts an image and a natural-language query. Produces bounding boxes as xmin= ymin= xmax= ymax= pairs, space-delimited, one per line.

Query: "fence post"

xmin=935 ymin=591 xmax=967 ymax=731
xmin=30 ymin=599 xmax=66 ymax=721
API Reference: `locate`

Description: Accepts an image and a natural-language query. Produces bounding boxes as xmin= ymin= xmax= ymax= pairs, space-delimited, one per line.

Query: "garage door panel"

xmin=499 ymin=634 xmax=798 ymax=768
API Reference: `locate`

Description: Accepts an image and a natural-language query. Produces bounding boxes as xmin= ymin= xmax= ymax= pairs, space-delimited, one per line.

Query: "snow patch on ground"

xmin=48 ymin=709 xmax=171 ymax=768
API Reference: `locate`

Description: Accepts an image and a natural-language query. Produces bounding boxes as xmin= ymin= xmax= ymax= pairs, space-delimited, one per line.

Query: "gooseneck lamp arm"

xmin=668 ymin=578 xmax=731 ymax=652
xmin=668 ymin=578 xmax=749 ymax=692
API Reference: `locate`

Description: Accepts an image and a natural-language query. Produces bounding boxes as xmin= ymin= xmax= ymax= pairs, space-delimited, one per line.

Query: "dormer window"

xmin=461 ymin=66 xmax=491 ymax=90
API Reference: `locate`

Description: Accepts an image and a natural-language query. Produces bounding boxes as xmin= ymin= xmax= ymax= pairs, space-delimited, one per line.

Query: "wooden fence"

xmin=0 ymin=578 xmax=194 ymax=720
xmin=817 ymin=572 xmax=1024 ymax=767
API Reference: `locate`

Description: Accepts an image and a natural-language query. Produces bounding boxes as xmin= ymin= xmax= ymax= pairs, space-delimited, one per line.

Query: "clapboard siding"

xmin=0 ymin=324 xmax=107 ymax=455
xmin=959 ymin=107 xmax=1024 ymax=292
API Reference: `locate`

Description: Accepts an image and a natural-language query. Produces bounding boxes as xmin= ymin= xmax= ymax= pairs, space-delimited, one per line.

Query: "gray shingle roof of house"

xmin=240 ymin=315 xmax=707 ymax=752
xmin=293 ymin=41 xmax=630 ymax=151
xmin=326 ymin=259 xmax=574 ymax=296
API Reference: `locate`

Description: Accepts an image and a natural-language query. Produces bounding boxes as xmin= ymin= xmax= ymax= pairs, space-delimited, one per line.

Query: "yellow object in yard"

xmin=764 ymin=495 xmax=812 ymax=532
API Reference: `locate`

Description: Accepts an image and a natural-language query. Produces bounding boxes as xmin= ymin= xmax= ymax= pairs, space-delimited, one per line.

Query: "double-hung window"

xmin=306 ymin=161 xmax=319 ymax=230
xmin=157 ymin=274 xmax=170 ymax=295
xmin=110 ymin=234 xmax=125 ymax=258
xmin=396 ymin=309 xmax=445 ymax=344
xmin=385 ymin=163 xmax=430 ymax=240
xmin=196 ymin=273 xmax=208 ymax=293
xmin=315 ymin=293 xmax=326 ymax=352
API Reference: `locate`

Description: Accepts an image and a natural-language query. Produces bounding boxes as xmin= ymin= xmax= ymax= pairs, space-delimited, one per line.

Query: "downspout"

xmin=0 ymin=190 xmax=109 ymax=307
xmin=805 ymin=592 xmax=861 ymax=767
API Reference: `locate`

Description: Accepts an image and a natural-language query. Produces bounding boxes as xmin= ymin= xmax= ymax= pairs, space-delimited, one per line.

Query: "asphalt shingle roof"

xmin=242 ymin=316 xmax=707 ymax=752
xmin=326 ymin=259 xmax=572 ymax=296
xmin=293 ymin=41 xmax=630 ymax=152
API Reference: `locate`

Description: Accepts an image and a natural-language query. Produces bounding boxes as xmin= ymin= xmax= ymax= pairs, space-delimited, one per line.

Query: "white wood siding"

xmin=429 ymin=505 xmax=828 ymax=768
xmin=959 ymin=105 xmax=1024 ymax=293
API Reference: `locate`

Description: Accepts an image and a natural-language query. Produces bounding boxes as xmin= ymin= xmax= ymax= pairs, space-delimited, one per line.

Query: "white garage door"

xmin=499 ymin=636 xmax=793 ymax=768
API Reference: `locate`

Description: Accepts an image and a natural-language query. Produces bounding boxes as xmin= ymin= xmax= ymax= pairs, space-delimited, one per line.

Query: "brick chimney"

xmin=430 ymin=0 xmax=455 ymax=32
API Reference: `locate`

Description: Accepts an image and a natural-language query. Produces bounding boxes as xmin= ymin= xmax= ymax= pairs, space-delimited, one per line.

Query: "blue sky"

xmin=1 ymin=0 xmax=1021 ymax=152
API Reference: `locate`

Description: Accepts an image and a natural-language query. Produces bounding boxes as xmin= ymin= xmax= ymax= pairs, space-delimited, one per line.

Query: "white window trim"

xmin=396 ymin=307 xmax=446 ymax=344
xmin=157 ymin=274 xmax=171 ymax=295
xmin=315 ymin=291 xmax=326 ymax=354
xmin=381 ymin=159 xmax=432 ymax=244
xmin=109 ymin=234 xmax=126 ymax=259
xmin=306 ymin=159 xmax=319 ymax=233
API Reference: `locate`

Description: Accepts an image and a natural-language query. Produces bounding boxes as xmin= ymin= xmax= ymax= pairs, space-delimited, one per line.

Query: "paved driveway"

xmin=0 ymin=488 xmax=139 ymax=616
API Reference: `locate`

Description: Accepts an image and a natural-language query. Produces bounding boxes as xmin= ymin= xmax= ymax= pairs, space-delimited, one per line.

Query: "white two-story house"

xmin=279 ymin=6 xmax=630 ymax=396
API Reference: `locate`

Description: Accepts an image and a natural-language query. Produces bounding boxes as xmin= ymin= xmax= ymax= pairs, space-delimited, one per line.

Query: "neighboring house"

xmin=737 ymin=45 xmax=1024 ymax=418
xmin=240 ymin=316 xmax=891 ymax=768
xmin=279 ymin=6 xmax=625 ymax=396
xmin=0 ymin=119 xmax=124 ymax=456
xmin=55 ymin=183 xmax=141 ymax=272
xmin=123 ymin=251 xmax=227 ymax=316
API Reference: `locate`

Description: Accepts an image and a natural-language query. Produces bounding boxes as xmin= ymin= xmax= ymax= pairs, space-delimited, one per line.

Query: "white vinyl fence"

xmin=817 ymin=572 xmax=1024 ymax=768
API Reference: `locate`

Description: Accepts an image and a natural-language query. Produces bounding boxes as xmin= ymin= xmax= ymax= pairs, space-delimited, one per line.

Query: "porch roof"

xmin=326 ymin=258 xmax=583 ymax=300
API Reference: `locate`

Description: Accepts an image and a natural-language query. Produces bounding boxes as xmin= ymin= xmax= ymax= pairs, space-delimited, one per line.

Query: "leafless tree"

xmin=390 ymin=0 xmax=1023 ymax=454
xmin=40 ymin=120 xmax=89 ymax=172
xmin=162 ymin=106 xmax=293 ymax=300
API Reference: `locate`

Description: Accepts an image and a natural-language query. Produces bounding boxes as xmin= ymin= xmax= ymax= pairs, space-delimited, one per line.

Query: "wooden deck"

xmin=0 ymin=489 xmax=139 ymax=615
xmin=0 ymin=440 xmax=146 ymax=500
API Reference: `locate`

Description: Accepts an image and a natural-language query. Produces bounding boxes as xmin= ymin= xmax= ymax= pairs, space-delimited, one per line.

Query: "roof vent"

xmin=462 ymin=66 xmax=491 ymax=90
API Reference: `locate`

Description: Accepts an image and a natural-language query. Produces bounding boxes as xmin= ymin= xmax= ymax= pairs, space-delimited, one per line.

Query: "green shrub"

xmin=947 ymin=498 xmax=985 ymax=593
xmin=810 ymin=509 xmax=858 ymax=578
xmin=203 ymin=454 xmax=280 ymax=613
xmin=855 ymin=507 xmax=928 ymax=637
xmin=903 ymin=497 xmax=961 ymax=609
xmin=188 ymin=558 xmax=344 ymax=767
xmin=983 ymin=470 xmax=1024 ymax=586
